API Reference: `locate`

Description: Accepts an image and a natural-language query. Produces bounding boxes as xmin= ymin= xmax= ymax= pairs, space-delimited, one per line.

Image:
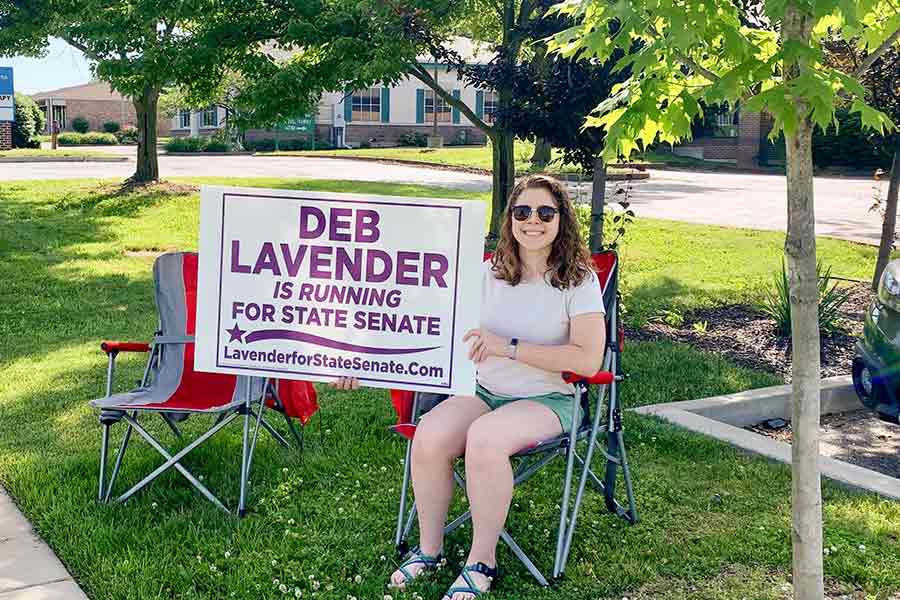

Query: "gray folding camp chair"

xmin=91 ymin=252 xmax=302 ymax=516
xmin=390 ymin=251 xmax=637 ymax=586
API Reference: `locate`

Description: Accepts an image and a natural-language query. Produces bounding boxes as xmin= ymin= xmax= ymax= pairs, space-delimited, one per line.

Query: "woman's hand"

xmin=329 ymin=377 xmax=360 ymax=391
xmin=463 ymin=328 xmax=508 ymax=363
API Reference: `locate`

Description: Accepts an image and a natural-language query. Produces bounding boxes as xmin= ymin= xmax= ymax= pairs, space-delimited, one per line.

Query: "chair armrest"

xmin=100 ymin=341 xmax=151 ymax=355
xmin=562 ymin=371 xmax=614 ymax=385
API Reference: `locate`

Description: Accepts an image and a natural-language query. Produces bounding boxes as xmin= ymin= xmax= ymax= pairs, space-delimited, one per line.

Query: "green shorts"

xmin=475 ymin=384 xmax=581 ymax=433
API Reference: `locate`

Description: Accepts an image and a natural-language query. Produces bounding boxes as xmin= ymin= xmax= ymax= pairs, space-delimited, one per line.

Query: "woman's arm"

xmin=464 ymin=312 xmax=607 ymax=377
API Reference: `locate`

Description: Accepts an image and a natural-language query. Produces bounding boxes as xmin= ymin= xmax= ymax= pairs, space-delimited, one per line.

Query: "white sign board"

xmin=0 ymin=95 xmax=12 ymax=123
xmin=196 ymin=186 xmax=486 ymax=395
xmin=0 ymin=67 xmax=12 ymax=123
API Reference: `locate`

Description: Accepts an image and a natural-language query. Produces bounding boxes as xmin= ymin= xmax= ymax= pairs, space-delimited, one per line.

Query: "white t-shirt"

xmin=477 ymin=260 xmax=606 ymax=397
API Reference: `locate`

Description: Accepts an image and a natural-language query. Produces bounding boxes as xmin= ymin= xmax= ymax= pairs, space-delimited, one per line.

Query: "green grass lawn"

xmin=0 ymin=178 xmax=897 ymax=600
xmin=0 ymin=148 xmax=120 ymax=159
xmin=268 ymin=141 xmax=602 ymax=175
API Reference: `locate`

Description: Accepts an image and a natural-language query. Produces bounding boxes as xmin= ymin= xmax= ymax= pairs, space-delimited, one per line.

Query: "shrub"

xmin=246 ymin=138 xmax=277 ymax=152
xmin=812 ymin=108 xmax=893 ymax=170
xmin=165 ymin=136 xmax=207 ymax=153
xmin=398 ymin=131 xmax=428 ymax=147
xmin=102 ymin=121 xmax=121 ymax=134
xmin=71 ymin=116 xmax=90 ymax=134
xmin=12 ymin=93 xmax=45 ymax=148
xmin=203 ymin=139 xmax=229 ymax=152
xmin=760 ymin=260 xmax=852 ymax=337
xmin=56 ymin=132 xmax=118 ymax=145
xmin=115 ymin=126 xmax=138 ymax=145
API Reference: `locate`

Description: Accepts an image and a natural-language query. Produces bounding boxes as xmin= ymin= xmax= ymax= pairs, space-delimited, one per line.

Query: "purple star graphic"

xmin=225 ymin=323 xmax=246 ymax=343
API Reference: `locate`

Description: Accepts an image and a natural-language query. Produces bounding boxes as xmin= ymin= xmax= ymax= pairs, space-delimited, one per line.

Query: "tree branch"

xmin=61 ymin=35 xmax=99 ymax=61
xmin=854 ymin=26 xmax=900 ymax=77
xmin=408 ymin=61 xmax=494 ymax=135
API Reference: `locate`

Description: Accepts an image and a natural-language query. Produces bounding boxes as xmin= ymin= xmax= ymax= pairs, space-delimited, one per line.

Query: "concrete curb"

xmin=0 ymin=487 xmax=88 ymax=599
xmin=0 ymin=156 xmax=129 ymax=163
xmin=264 ymin=153 xmax=652 ymax=182
xmin=164 ymin=152 xmax=254 ymax=157
xmin=632 ymin=375 xmax=900 ymax=501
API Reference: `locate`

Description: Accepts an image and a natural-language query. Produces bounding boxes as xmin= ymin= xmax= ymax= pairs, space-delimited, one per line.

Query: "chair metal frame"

xmin=96 ymin=336 xmax=303 ymax=517
xmin=392 ymin=252 xmax=637 ymax=586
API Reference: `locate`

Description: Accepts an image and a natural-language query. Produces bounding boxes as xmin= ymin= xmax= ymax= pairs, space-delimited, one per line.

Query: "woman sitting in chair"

xmin=333 ymin=175 xmax=606 ymax=599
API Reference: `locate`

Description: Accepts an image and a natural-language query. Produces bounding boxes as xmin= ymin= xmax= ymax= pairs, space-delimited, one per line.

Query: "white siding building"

xmin=170 ymin=38 xmax=496 ymax=148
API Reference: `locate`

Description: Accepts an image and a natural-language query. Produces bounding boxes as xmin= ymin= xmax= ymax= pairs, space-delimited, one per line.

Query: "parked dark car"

xmin=853 ymin=260 xmax=900 ymax=423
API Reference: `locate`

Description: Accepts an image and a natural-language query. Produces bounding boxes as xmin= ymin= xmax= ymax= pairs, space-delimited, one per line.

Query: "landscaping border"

xmin=0 ymin=156 xmax=129 ymax=163
xmin=632 ymin=376 xmax=900 ymax=501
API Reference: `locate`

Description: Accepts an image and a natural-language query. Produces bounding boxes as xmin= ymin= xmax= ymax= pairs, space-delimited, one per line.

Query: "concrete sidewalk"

xmin=0 ymin=488 xmax=88 ymax=599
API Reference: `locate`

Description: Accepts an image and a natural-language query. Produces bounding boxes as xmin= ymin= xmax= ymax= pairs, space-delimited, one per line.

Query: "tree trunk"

xmin=531 ymin=137 xmax=552 ymax=170
xmin=783 ymin=5 xmax=824 ymax=599
xmin=132 ymin=86 xmax=160 ymax=183
xmin=873 ymin=145 xmax=900 ymax=290
xmin=589 ymin=157 xmax=607 ymax=252
xmin=489 ymin=131 xmax=516 ymax=237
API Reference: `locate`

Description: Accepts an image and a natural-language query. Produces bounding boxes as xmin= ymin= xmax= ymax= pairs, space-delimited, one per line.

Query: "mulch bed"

xmin=626 ymin=282 xmax=875 ymax=382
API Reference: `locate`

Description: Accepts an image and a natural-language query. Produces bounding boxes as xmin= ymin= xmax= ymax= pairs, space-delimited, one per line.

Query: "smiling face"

xmin=510 ymin=186 xmax=561 ymax=253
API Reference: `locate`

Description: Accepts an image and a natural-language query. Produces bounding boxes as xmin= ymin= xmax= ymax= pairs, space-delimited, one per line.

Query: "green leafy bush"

xmin=165 ymin=136 xmax=207 ymax=153
xmin=71 ymin=117 xmax=90 ymax=134
xmin=102 ymin=121 xmax=121 ymax=134
xmin=12 ymin=93 xmax=45 ymax=148
xmin=760 ymin=261 xmax=852 ymax=337
xmin=812 ymin=108 xmax=893 ymax=170
xmin=203 ymin=139 xmax=229 ymax=152
xmin=115 ymin=126 xmax=138 ymax=145
xmin=398 ymin=131 xmax=428 ymax=147
xmin=246 ymin=138 xmax=277 ymax=152
xmin=57 ymin=132 xmax=118 ymax=145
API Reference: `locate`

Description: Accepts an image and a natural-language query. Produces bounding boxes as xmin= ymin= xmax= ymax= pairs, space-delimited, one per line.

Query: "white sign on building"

xmin=195 ymin=186 xmax=486 ymax=395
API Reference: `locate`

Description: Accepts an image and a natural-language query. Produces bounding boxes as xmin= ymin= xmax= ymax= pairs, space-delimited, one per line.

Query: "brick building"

xmin=31 ymin=81 xmax=170 ymax=136
xmin=671 ymin=108 xmax=775 ymax=168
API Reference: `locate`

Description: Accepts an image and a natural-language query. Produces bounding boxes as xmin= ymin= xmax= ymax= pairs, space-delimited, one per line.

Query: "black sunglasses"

xmin=511 ymin=204 xmax=559 ymax=223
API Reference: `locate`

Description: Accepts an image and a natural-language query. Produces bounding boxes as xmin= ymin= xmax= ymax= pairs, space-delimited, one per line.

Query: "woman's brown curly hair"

xmin=491 ymin=175 xmax=594 ymax=289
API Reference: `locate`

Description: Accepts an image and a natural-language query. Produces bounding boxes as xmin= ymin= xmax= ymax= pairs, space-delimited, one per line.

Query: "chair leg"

xmin=395 ymin=436 xmax=415 ymax=553
xmin=104 ymin=420 xmax=135 ymax=503
xmin=98 ymin=424 xmax=110 ymax=502
xmin=160 ymin=413 xmax=182 ymax=438
xmin=238 ymin=402 xmax=252 ymax=518
xmin=615 ymin=429 xmax=639 ymax=524
xmin=499 ymin=529 xmax=550 ymax=587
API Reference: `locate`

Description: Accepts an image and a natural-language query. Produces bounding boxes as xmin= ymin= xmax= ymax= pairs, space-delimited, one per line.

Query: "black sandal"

xmin=443 ymin=562 xmax=499 ymax=598
xmin=388 ymin=548 xmax=443 ymax=589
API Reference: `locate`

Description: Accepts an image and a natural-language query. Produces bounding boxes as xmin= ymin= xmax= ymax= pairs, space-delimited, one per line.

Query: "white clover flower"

xmin=151 ymin=502 xmax=158 ymax=509
xmin=309 ymin=575 xmax=315 ymax=580
xmin=380 ymin=555 xmax=387 ymax=561
xmin=824 ymin=548 xmax=831 ymax=555
xmin=295 ymin=590 xmax=302 ymax=598
xmin=858 ymin=544 xmax=866 ymax=552
xmin=326 ymin=584 xmax=334 ymax=591
xmin=280 ymin=584 xmax=288 ymax=593
xmin=830 ymin=545 xmax=837 ymax=553
xmin=198 ymin=475 xmax=204 ymax=481
xmin=224 ymin=551 xmax=232 ymax=559
xmin=288 ymin=518 xmax=295 ymax=525
xmin=384 ymin=595 xmax=393 ymax=600
xmin=197 ymin=555 xmax=203 ymax=563
xmin=312 ymin=581 xmax=320 ymax=590
xmin=283 ymin=467 xmax=289 ymax=474
xmin=210 ymin=565 xmax=217 ymax=572
xmin=363 ymin=463 xmax=368 ymax=468
xmin=273 ymin=579 xmax=280 ymax=586
xmin=338 ymin=507 xmax=344 ymax=513
xmin=354 ymin=574 xmax=362 ymax=584
xmin=326 ymin=429 xmax=332 ymax=434
xmin=381 ymin=466 xmax=387 ymax=472
xmin=272 ymin=559 xmax=278 ymax=566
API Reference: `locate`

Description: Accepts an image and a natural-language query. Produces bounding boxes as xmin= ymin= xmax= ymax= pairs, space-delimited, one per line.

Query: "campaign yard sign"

xmin=0 ymin=67 xmax=13 ymax=123
xmin=196 ymin=186 xmax=486 ymax=395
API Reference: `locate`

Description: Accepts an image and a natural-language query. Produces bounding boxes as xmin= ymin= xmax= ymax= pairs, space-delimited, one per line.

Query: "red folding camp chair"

xmin=390 ymin=250 xmax=636 ymax=586
xmin=91 ymin=252 xmax=317 ymax=516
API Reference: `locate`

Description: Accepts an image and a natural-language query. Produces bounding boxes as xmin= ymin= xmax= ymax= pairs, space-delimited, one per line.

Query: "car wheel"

xmin=852 ymin=357 xmax=881 ymax=410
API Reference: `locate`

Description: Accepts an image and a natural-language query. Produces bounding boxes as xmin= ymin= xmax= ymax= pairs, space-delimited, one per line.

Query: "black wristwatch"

xmin=507 ymin=337 xmax=519 ymax=360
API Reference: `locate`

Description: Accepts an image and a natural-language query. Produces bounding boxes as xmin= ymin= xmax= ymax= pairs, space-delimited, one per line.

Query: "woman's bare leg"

xmin=389 ymin=395 xmax=489 ymax=586
xmin=448 ymin=400 xmax=561 ymax=599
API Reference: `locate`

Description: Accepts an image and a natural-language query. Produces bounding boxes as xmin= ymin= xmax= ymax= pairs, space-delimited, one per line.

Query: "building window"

xmin=351 ymin=88 xmax=381 ymax=122
xmin=179 ymin=109 xmax=191 ymax=129
xmin=201 ymin=106 xmax=218 ymax=128
xmin=425 ymin=90 xmax=451 ymax=123
xmin=482 ymin=90 xmax=498 ymax=123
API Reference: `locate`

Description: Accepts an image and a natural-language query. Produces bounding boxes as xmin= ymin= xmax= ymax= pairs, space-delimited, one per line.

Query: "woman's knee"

xmin=412 ymin=418 xmax=463 ymax=463
xmin=464 ymin=416 xmax=506 ymax=465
